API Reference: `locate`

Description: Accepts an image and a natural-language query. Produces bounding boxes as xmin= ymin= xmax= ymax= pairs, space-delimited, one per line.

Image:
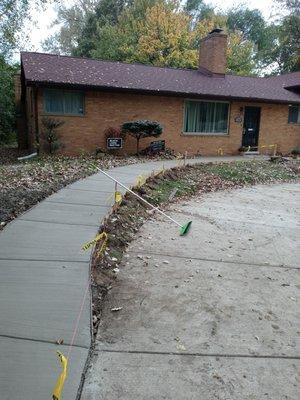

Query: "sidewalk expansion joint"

xmin=0 ymin=257 xmax=89 ymax=263
xmin=100 ymin=349 xmax=300 ymax=360
xmin=19 ymin=218 xmax=99 ymax=228
xmin=64 ymin=187 xmax=113 ymax=193
xmin=45 ymin=200 xmax=109 ymax=207
xmin=0 ymin=334 xmax=90 ymax=350
xmin=174 ymin=211 xmax=298 ymax=229
xmin=128 ymin=250 xmax=299 ymax=270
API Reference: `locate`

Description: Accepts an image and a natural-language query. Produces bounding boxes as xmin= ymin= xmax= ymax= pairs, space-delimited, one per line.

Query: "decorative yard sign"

xmin=107 ymin=138 xmax=123 ymax=149
xmin=149 ymin=140 xmax=165 ymax=153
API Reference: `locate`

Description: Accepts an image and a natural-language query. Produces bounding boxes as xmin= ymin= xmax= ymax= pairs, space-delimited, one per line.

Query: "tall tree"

xmin=268 ymin=0 xmax=300 ymax=73
xmin=74 ymin=0 xmax=129 ymax=57
xmin=43 ymin=0 xmax=99 ymax=54
xmin=0 ymin=1 xmax=52 ymax=144
xmin=226 ymin=7 xmax=266 ymax=48
xmin=78 ymin=0 xmax=257 ymax=75
xmin=92 ymin=1 xmax=197 ymax=67
xmin=0 ymin=0 xmax=52 ymax=58
xmin=0 ymin=56 xmax=17 ymax=144
xmin=184 ymin=0 xmax=215 ymax=23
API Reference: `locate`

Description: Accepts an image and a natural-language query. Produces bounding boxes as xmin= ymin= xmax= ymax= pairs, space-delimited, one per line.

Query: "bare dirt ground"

xmin=90 ymin=159 xmax=300 ymax=336
xmin=82 ymin=182 xmax=300 ymax=400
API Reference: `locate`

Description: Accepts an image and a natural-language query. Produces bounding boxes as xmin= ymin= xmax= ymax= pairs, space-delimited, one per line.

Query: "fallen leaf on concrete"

xmin=111 ymin=307 xmax=123 ymax=312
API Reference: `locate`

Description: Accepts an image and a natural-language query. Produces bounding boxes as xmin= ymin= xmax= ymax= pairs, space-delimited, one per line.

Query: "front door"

xmin=242 ymin=106 xmax=261 ymax=148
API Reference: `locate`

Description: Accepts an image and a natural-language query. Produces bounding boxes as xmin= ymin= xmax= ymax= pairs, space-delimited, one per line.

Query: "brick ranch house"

xmin=16 ymin=29 xmax=300 ymax=156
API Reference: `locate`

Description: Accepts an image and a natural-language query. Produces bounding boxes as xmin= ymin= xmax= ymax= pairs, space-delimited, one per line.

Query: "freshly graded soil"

xmin=90 ymin=159 xmax=300 ymax=335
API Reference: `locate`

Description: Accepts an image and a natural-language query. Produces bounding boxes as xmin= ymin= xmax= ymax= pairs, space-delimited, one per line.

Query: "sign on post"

xmin=107 ymin=138 xmax=123 ymax=149
xmin=149 ymin=140 xmax=165 ymax=154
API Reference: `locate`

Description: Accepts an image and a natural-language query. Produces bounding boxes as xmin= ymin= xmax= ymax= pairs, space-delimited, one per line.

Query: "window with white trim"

xmin=184 ymin=100 xmax=229 ymax=134
xmin=44 ymin=89 xmax=84 ymax=115
xmin=288 ymin=105 xmax=300 ymax=124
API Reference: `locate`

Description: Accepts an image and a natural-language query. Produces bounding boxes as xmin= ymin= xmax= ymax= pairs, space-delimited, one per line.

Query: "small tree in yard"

xmin=121 ymin=120 xmax=163 ymax=155
xmin=42 ymin=117 xmax=64 ymax=154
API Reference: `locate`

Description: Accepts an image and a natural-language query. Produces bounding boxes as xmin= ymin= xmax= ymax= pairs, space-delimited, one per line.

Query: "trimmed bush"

xmin=121 ymin=120 xmax=162 ymax=154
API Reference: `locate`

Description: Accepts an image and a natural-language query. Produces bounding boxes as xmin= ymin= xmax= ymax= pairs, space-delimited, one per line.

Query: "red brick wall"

xmin=36 ymin=88 xmax=300 ymax=156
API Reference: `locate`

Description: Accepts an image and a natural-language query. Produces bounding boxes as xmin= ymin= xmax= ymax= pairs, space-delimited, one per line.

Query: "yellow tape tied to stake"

xmin=81 ymin=232 xmax=108 ymax=256
xmin=115 ymin=191 xmax=122 ymax=204
xmin=52 ymin=351 xmax=68 ymax=400
xmin=136 ymin=174 xmax=146 ymax=188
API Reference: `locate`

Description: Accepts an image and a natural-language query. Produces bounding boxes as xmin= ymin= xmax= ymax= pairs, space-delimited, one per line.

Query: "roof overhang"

xmin=25 ymin=79 xmax=300 ymax=106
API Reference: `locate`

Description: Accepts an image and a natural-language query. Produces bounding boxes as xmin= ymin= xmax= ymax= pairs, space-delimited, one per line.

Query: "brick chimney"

xmin=199 ymin=28 xmax=227 ymax=75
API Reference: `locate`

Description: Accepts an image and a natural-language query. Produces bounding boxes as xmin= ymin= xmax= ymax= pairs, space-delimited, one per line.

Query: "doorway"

xmin=242 ymin=106 xmax=261 ymax=148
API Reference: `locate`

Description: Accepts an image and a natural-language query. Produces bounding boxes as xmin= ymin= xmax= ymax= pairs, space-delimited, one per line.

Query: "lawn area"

xmin=148 ymin=159 xmax=300 ymax=205
xmin=1 ymin=156 xmax=299 ymax=231
xmin=0 ymin=154 xmax=151 ymax=229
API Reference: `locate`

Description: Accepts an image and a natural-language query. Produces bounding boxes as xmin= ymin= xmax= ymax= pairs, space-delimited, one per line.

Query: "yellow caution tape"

xmin=136 ymin=174 xmax=146 ymax=188
xmin=97 ymin=232 xmax=108 ymax=257
xmin=176 ymin=153 xmax=184 ymax=166
xmin=114 ymin=191 xmax=122 ymax=204
xmin=260 ymin=144 xmax=277 ymax=155
xmin=52 ymin=351 xmax=68 ymax=400
xmin=81 ymin=232 xmax=108 ymax=253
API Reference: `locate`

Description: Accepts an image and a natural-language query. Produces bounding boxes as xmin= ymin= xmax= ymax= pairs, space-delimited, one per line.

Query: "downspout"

xmin=34 ymin=86 xmax=40 ymax=154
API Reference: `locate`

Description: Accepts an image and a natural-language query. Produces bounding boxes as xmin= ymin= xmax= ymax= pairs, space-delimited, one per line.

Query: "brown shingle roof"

xmin=21 ymin=52 xmax=300 ymax=104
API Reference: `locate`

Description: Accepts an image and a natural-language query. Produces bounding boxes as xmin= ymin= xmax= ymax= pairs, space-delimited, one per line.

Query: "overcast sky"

xmin=22 ymin=0 xmax=277 ymax=56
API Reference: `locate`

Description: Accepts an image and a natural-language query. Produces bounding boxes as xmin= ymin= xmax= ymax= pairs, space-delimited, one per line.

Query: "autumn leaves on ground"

xmin=0 ymin=154 xmax=164 ymax=229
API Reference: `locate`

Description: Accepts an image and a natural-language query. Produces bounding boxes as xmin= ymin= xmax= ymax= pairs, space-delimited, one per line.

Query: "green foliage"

xmin=1 ymin=0 xmax=52 ymax=58
xmin=291 ymin=147 xmax=300 ymax=155
xmin=149 ymin=178 xmax=196 ymax=205
xmin=74 ymin=0 xmax=128 ymax=57
xmin=43 ymin=1 xmax=99 ymax=54
xmin=122 ymin=119 xmax=163 ymax=154
xmin=41 ymin=117 xmax=65 ymax=154
xmin=74 ymin=0 xmax=258 ymax=74
xmin=202 ymin=161 xmax=297 ymax=184
xmin=184 ymin=0 xmax=215 ymax=24
xmin=268 ymin=0 xmax=300 ymax=73
xmin=0 ymin=56 xmax=17 ymax=145
xmin=34 ymin=0 xmax=300 ymax=75
xmin=226 ymin=7 xmax=266 ymax=46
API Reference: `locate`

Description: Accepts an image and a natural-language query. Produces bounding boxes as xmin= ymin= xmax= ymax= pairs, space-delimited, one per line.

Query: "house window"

xmin=44 ymin=89 xmax=84 ymax=115
xmin=184 ymin=100 xmax=229 ymax=134
xmin=288 ymin=105 xmax=300 ymax=124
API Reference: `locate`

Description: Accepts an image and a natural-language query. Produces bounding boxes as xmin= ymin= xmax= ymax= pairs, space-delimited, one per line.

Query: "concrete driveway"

xmin=82 ymin=183 xmax=300 ymax=400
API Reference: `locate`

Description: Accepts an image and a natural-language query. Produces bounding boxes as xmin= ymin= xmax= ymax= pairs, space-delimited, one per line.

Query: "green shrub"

xmin=121 ymin=120 xmax=162 ymax=154
xmin=291 ymin=147 xmax=300 ymax=155
xmin=0 ymin=57 xmax=17 ymax=145
xmin=41 ymin=117 xmax=64 ymax=154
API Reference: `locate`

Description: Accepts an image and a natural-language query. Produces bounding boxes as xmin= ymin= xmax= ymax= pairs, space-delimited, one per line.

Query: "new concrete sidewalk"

xmin=0 ymin=156 xmax=248 ymax=400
